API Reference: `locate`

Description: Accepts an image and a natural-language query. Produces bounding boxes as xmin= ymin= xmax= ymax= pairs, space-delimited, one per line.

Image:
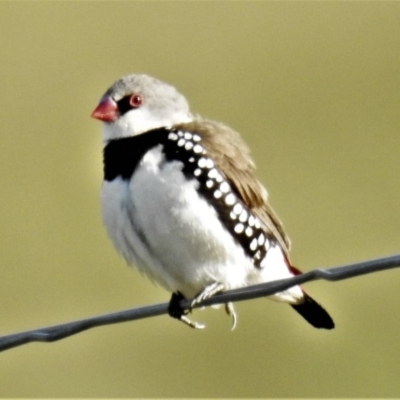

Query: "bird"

xmin=91 ymin=73 xmax=334 ymax=330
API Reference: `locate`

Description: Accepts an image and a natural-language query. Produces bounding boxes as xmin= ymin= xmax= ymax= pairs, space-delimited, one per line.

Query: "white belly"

xmin=101 ymin=146 xmax=303 ymax=302
xmin=101 ymin=146 xmax=256 ymax=298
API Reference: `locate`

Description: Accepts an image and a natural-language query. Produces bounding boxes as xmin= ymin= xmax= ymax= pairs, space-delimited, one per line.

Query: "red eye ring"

xmin=129 ymin=94 xmax=143 ymax=108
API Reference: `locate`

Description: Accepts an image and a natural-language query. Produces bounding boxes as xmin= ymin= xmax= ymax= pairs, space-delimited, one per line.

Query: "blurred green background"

xmin=1 ymin=1 xmax=400 ymax=397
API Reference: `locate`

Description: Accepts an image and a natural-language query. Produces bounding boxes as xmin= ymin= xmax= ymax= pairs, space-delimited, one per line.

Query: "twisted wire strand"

xmin=1 ymin=253 xmax=399 ymax=352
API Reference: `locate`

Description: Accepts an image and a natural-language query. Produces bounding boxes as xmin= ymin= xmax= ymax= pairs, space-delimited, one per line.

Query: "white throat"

xmin=103 ymin=108 xmax=193 ymax=142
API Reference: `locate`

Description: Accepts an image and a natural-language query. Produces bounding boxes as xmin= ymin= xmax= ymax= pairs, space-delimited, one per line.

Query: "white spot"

xmin=234 ymin=223 xmax=244 ymax=234
xmin=193 ymin=144 xmax=204 ymax=154
xmin=194 ymin=169 xmax=201 ymax=176
xmin=184 ymin=132 xmax=193 ymax=140
xmin=225 ymin=193 xmax=236 ymax=205
xmin=245 ymin=227 xmax=253 ymax=237
xmin=254 ymin=250 xmax=262 ymax=260
xmin=185 ymin=141 xmax=193 ymax=150
xmin=177 ymin=138 xmax=185 ymax=147
xmin=189 ymin=157 xmax=195 ymax=163
xmin=208 ymin=168 xmax=218 ymax=178
xmin=239 ymin=210 xmax=248 ymax=223
xmin=220 ymin=182 xmax=230 ymax=193
xmin=233 ymin=203 xmax=243 ymax=215
xmin=177 ymin=131 xmax=184 ymax=137
xmin=198 ymin=157 xmax=207 ymax=168
xmin=206 ymin=180 xmax=214 ymax=188
xmin=215 ymin=174 xmax=223 ymax=183
xmin=254 ymin=218 xmax=261 ymax=229
xmin=250 ymin=238 xmax=258 ymax=251
xmin=248 ymin=215 xmax=255 ymax=227
xmin=258 ymin=233 xmax=265 ymax=246
xmin=230 ymin=211 xmax=237 ymax=220
xmin=214 ymin=190 xmax=222 ymax=199
xmin=168 ymin=132 xmax=178 ymax=141
xmin=206 ymin=159 xmax=214 ymax=169
xmin=193 ymin=134 xmax=201 ymax=142
xmin=264 ymin=239 xmax=270 ymax=251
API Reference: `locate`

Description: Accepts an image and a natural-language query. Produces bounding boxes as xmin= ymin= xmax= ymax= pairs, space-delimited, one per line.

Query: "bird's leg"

xmin=168 ymin=292 xmax=205 ymax=329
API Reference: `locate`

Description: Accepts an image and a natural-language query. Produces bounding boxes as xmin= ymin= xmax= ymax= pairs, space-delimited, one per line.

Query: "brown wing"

xmin=174 ymin=119 xmax=291 ymax=258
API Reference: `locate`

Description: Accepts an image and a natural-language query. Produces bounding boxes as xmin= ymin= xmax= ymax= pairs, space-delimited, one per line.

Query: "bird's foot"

xmin=192 ymin=282 xmax=237 ymax=329
xmin=168 ymin=283 xmax=237 ymax=330
xmin=168 ymin=292 xmax=205 ymax=329
xmin=190 ymin=282 xmax=225 ymax=308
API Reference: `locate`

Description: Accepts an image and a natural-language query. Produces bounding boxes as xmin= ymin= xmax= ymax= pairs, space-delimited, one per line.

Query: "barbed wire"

xmin=1 ymin=253 xmax=399 ymax=352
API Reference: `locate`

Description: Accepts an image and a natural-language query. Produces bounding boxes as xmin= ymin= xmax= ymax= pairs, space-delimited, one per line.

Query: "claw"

xmin=180 ymin=315 xmax=206 ymax=329
xmin=225 ymin=302 xmax=238 ymax=330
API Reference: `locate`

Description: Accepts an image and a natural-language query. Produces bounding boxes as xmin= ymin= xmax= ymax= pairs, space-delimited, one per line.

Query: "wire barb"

xmin=0 ymin=253 xmax=399 ymax=352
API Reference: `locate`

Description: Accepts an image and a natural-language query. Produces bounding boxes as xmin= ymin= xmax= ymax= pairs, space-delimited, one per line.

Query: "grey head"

xmin=92 ymin=74 xmax=193 ymax=141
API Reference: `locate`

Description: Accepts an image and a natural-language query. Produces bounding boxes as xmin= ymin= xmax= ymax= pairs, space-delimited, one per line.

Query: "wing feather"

xmin=174 ymin=120 xmax=291 ymax=257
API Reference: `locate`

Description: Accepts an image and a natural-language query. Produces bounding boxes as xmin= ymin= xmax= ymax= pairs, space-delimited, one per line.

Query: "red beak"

xmin=91 ymin=97 xmax=118 ymax=122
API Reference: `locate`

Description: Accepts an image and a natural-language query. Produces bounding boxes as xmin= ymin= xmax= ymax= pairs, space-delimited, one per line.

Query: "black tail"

xmin=291 ymin=293 xmax=335 ymax=329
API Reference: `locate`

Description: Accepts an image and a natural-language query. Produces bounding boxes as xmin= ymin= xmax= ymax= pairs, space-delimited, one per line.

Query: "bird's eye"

xmin=129 ymin=94 xmax=143 ymax=108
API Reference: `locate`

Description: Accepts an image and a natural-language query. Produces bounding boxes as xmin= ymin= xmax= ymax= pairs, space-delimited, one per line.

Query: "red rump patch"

xmin=284 ymin=257 xmax=307 ymax=292
xmin=288 ymin=264 xmax=303 ymax=276
xmin=283 ymin=255 xmax=303 ymax=276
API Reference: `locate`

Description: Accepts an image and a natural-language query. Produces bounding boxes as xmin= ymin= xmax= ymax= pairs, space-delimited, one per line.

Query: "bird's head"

xmin=91 ymin=74 xmax=193 ymax=142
